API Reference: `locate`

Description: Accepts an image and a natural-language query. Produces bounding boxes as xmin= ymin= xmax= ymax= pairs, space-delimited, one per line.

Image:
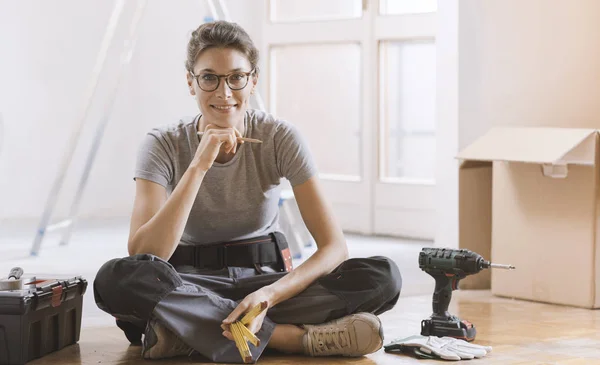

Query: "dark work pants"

xmin=93 ymin=253 xmax=402 ymax=363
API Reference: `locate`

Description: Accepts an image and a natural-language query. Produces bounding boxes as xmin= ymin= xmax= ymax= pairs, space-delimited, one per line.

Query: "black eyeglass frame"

xmin=189 ymin=69 xmax=256 ymax=92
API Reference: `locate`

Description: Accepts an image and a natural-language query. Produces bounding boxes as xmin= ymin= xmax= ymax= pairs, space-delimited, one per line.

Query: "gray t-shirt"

xmin=134 ymin=109 xmax=318 ymax=245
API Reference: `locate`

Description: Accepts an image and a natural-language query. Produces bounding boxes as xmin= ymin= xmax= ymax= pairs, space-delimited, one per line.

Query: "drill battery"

xmin=0 ymin=275 xmax=87 ymax=365
xmin=421 ymin=314 xmax=476 ymax=341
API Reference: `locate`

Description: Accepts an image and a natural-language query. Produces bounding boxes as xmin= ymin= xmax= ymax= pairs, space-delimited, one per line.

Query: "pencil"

xmin=196 ymin=132 xmax=263 ymax=144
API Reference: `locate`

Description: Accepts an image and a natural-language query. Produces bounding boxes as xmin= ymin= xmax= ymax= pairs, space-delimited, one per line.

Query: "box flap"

xmin=457 ymin=127 xmax=597 ymax=165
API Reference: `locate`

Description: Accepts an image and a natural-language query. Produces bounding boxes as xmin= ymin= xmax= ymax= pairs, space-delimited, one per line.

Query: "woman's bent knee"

xmin=317 ymin=256 xmax=402 ymax=314
xmin=374 ymin=255 xmax=402 ymax=297
xmin=362 ymin=256 xmax=401 ymax=302
xmin=93 ymin=254 xmax=183 ymax=320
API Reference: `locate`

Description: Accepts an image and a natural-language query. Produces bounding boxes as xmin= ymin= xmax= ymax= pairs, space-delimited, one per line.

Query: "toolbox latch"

xmin=51 ymin=285 xmax=63 ymax=307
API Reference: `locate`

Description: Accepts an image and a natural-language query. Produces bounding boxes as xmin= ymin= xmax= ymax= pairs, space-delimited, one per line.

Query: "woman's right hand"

xmin=193 ymin=124 xmax=243 ymax=171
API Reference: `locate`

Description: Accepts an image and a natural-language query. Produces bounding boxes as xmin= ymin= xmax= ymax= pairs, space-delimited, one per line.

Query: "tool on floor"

xmin=419 ymin=248 xmax=515 ymax=342
xmin=0 ymin=267 xmax=24 ymax=291
xmin=0 ymin=273 xmax=87 ymax=365
xmin=384 ymin=334 xmax=493 ymax=360
xmin=226 ymin=301 xmax=267 ymax=363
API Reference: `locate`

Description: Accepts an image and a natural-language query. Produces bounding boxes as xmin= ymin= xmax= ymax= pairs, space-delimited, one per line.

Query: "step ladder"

xmin=30 ymin=0 xmax=268 ymax=255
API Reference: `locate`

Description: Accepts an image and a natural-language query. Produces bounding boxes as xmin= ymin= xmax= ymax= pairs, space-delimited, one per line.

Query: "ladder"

xmin=30 ymin=0 xmax=265 ymax=255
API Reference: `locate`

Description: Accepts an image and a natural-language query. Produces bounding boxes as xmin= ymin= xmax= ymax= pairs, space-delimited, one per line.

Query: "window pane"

xmin=380 ymin=40 xmax=436 ymax=180
xmin=271 ymin=0 xmax=362 ymax=22
xmin=270 ymin=43 xmax=361 ymax=178
xmin=380 ymin=0 xmax=437 ymax=15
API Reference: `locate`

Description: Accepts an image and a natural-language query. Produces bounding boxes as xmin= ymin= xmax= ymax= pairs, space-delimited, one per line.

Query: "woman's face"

xmin=187 ymin=47 xmax=257 ymax=130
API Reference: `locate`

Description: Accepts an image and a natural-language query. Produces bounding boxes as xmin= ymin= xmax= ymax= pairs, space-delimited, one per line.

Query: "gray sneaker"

xmin=302 ymin=313 xmax=384 ymax=357
xmin=142 ymin=319 xmax=193 ymax=359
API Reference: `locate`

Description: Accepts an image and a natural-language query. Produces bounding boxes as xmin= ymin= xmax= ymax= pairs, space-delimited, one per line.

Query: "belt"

xmin=168 ymin=232 xmax=293 ymax=272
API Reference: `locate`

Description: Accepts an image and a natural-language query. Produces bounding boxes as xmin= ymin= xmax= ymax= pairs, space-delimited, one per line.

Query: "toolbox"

xmin=0 ymin=273 xmax=87 ymax=365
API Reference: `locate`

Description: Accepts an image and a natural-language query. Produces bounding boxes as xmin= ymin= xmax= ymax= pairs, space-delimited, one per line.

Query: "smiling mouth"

xmin=211 ymin=104 xmax=237 ymax=110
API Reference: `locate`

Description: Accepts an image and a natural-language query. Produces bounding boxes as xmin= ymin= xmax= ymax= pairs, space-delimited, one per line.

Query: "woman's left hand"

xmin=221 ymin=287 xmax=274 ymax=340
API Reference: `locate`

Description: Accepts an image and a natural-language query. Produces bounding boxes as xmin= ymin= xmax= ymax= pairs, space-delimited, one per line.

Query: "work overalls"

xmin=93 ymin=232 xmax=402 ymax=363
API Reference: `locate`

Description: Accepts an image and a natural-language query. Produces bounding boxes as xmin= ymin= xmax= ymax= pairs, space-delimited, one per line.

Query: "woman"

xmin=93 ymin=20 xmax=402 ymax=363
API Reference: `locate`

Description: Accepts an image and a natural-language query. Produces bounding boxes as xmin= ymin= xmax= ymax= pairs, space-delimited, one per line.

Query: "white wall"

xmin=434 ymin=0 xmax=459 ymax=248
xmin=459 ymin=0 xmax=600 ymax=140
xmin=436 ymin=0 xmax=600 ymax=248
xmin=0 ymin=0 xmax=262 ymax=220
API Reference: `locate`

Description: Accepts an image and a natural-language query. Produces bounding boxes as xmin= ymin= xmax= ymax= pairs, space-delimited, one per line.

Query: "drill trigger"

xmin=452 ymin=279 xmax=458 ymax=290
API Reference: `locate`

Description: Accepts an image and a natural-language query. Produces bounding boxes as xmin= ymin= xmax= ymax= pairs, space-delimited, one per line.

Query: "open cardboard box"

xmin=457 ymin=126 xmax=600 ymax=308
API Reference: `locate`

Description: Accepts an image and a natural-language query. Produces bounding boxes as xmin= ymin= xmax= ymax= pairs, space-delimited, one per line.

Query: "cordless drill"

xmin=419 ymin=248 xmax=515 ymax=342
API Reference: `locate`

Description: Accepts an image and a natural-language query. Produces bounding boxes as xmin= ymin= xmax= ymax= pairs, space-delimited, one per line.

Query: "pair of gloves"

xmin=384 ymin=335 xmax=492 ymax=361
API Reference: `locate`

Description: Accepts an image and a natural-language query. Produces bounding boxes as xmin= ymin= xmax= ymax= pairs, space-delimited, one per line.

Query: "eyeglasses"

xmin=190 ymin=69 xmax=255 ymax=92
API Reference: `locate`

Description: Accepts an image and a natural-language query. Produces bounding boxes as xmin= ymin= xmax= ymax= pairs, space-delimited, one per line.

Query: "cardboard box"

xmin=456 ymin=126 xmax=600 ymax=308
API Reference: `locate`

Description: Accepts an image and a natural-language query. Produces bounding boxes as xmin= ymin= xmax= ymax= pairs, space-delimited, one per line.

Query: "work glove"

xmin=384 ymin=335 xmax=492 ymax=361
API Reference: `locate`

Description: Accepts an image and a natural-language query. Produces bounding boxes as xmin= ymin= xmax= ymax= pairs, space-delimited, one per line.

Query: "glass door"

xmin=260 ymin=0 xmax=437 ymax=238
xmin=375 ymin=0 xmax=437 ymax=238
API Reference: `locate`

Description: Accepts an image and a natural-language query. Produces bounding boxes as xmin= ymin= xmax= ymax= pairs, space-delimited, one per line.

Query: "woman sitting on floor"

xmin=93 ymin=20 xmax=402 ymax=363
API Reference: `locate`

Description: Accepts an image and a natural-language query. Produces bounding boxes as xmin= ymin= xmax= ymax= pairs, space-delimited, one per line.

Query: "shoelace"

xmin=310 ymin=325 xmax=353 ymax=355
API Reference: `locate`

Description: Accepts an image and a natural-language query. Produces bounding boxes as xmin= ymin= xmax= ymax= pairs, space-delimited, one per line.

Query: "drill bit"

xmin=489 ymin=263 xmax=515 ymax=270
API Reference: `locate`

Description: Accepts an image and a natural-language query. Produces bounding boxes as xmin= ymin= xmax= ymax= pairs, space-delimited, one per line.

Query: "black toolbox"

xmin=0 ymin=275 xmax=87 ymax=365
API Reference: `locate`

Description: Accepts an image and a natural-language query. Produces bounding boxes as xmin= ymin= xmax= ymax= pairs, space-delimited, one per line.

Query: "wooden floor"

xmin=28 ymin=290 xmax=600 ymax=365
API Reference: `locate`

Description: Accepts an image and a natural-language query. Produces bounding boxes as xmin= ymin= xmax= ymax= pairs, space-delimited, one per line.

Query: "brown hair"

xmin=186 ymin=20 xmax=259 ymax=74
